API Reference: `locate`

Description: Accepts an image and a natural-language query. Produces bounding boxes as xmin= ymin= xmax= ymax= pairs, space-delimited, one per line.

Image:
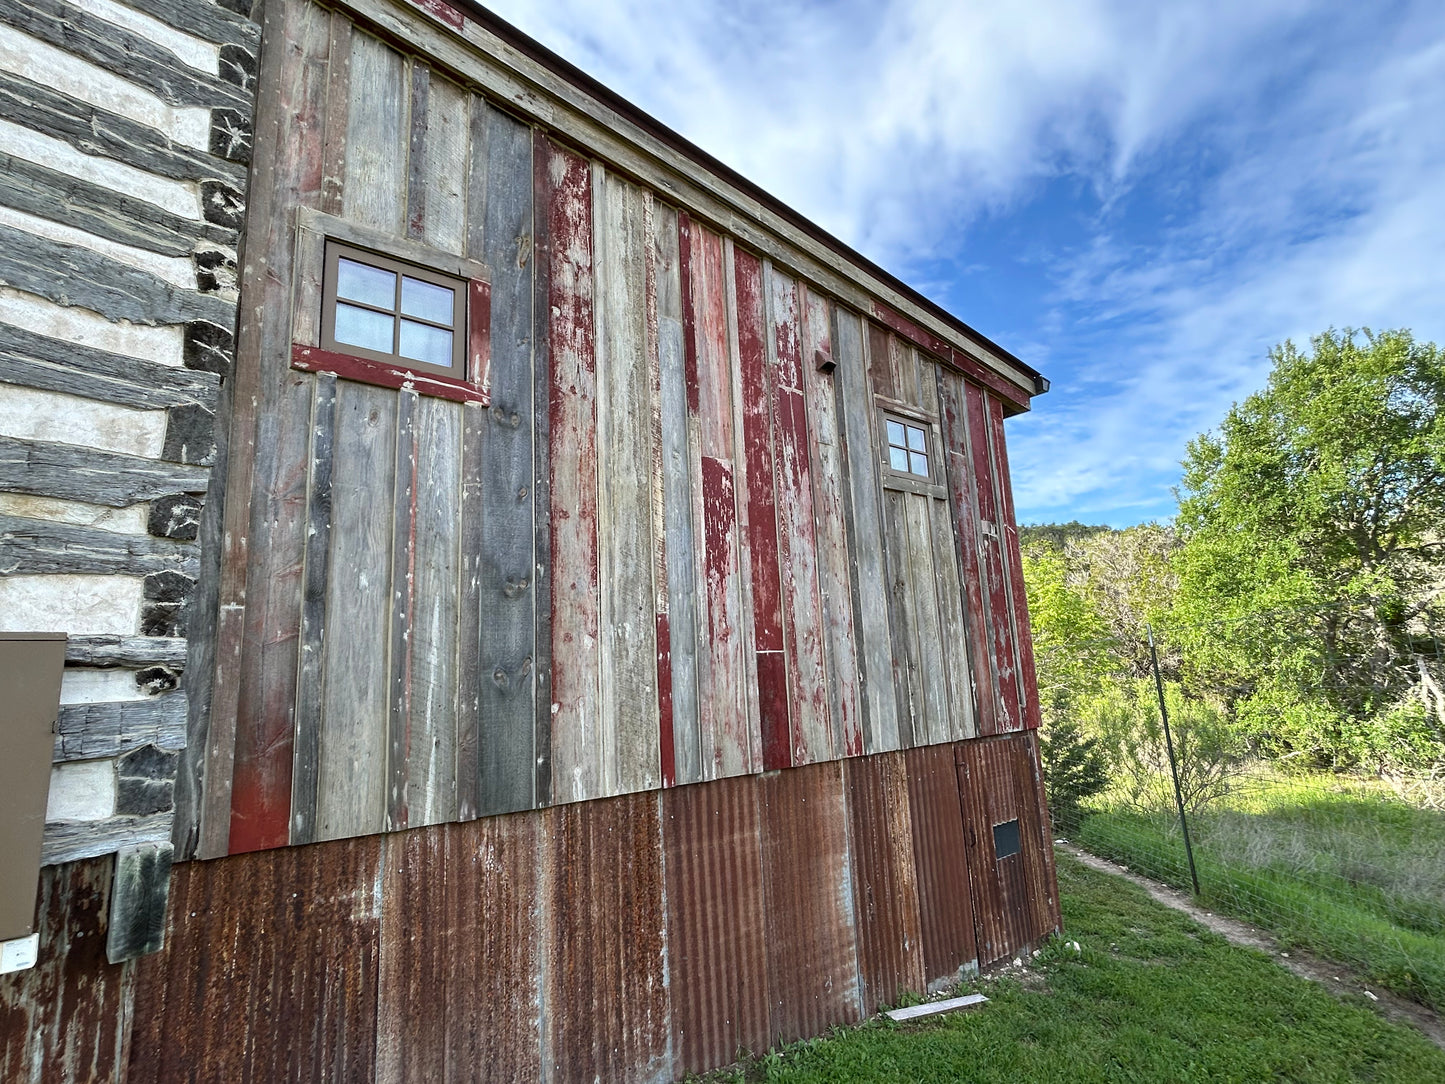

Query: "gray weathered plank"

xmin=319 ymin=10 xmax=351 ymax=216
xmin=529 ymin=129 xmax=555 ymax=808
xmin=929 ymin=493 xmax=976 ymax=740
xmin=0 ymin=224 xmax=232 ymax=328
xmin=655 ymin=202 xmax=700 ymax=785
xmin=316 ymin=380 xmax=395 ymax=840
xmin=107 ymin=0 xmax=258 ymax=46
xmin=474 ymin=105 xmax=537 ymax=815
xmin=455 ymin=401 xmax=485 ymax=819
xmin=0 ymin=69 xmax=248 ymax=186
xmin=832 ymin=308 xmax=900 ymax=752
xmin=596 ymin=170 xmax=660 ymax=795
xmin=344 ymin=31 xmax=408 ymax=234
xmin=881 ymin=489 xmax=921 ymax=748
xmin=419 ymin=72 xmax=469 ymax=254
xmin=42 ymin=813 xmax=171 ymax=866
xmin=0 ymin=513 xmax=196 ymax=576
xmin=405 ymin=61 xmax=430 ymax=241
xmin=290 ymin=371 xmax=336 ymax=845
xmin=0 ymin=0 xmax=252 ymax=110
xmin=0 ymin=436 xmax=208 ymax=508
xmin=386 ymin=388 xmax=419 ymax=830
xmin=0 ymin=319 xmax=220 ymax=411
xmin=53 ymin=691 xmax=188 ymax=762
xmin=66 ymin=635 xmax=187 ymax=668
xmin=105 ymin=841 xmax=174 ymax=963
xmin=904 ymin=492 xmax=951 ymax=746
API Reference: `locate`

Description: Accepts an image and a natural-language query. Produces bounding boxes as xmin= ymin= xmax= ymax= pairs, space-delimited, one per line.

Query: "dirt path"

xmin=1060 ymin=843 xmax=1445 ymax=1052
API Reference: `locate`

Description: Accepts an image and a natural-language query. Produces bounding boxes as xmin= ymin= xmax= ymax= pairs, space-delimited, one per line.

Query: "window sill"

xmin=291 ymin=344 xmax=491 ymax=406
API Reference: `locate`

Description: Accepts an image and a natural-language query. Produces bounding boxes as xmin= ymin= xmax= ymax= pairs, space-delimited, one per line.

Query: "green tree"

xmin=1174 ymin=328 xmax=1445 ymax=769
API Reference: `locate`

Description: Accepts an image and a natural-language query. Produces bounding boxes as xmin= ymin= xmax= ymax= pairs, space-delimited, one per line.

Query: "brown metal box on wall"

xmin=0 ymin=633 xmax=65 ymax=941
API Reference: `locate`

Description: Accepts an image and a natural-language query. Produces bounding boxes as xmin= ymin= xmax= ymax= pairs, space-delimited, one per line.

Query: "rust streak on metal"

xmin=904 ymin=744 xmax=979 ymax=987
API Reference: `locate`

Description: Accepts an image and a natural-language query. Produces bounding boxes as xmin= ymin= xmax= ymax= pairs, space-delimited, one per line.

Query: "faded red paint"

xmin=291 ymin=345 xmax=491 ymax=405
xmin=657 ymin=612 xmax=675 ymax=786
xmin=468 ymin=278 xmax=492 ymax=400
xmin=871 ymin=300 xmax=1032 ymax=413
xmin=408 ymin=0 xmax=465 ymax=31
xmin=987 ymin=394 xmax=1042 ymax=731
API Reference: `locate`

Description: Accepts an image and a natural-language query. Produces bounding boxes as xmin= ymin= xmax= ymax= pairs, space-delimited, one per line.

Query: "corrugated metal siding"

xmin=0 ymin=859 xmax=131 ymax=1084
xmin=758 ymin=762 xmax=863 ymax=1045
xmin=843 ymin=752 xmax=926 ymax=1011
xmin=903 ymin=744 xmax=979 ymax=987
xmin=661 ymin=775 xmax=771 ymax=1075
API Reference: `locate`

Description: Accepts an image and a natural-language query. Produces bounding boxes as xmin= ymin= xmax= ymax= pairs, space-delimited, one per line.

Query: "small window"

xmin=993 ymin=818 xmax=1021 ymax=859
xmin=884 ymin=416 xmax=931 ymax=479
xmin=322 ymin=242 xmax=465 ymax=377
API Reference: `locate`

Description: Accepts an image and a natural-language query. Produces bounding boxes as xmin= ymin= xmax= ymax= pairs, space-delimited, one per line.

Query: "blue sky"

xmin=487 ymin=0 xmax=1445 ymax=526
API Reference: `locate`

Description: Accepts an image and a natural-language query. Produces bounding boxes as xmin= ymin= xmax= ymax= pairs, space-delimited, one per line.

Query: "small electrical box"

xmin=1 ymin=633 xmax=66 ymax=949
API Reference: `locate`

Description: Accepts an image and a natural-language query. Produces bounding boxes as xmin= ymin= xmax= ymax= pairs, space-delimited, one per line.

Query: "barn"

xmin=0 ymin=0 xmax=1058 ymax=1079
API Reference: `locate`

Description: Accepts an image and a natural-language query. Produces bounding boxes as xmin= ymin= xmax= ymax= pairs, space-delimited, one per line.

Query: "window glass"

xmin=907 ymin=425 xmax=927 ymax=452
xmin=884 ymin=415 xmax=931 ymax=479
xmin=889 ymin=446 xmax=910 ymax=472
xmin=401 ymin=276 xmax=454 ymax=324
xmin=337 ymin=258 xmax=396 ymax=310
xmin=910 ymin=451 xmax=929 ymax=476
xmin=886 ymin=419 xmax=906 ymax=447
xmin=399 ymin=320 xmax=454 ymax=368
xmin=335 ymin=303 xmax=394 ymax=353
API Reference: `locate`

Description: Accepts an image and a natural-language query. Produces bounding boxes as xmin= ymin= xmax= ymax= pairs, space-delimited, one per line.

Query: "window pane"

xmin=886 ymin=419 xmax=906 ymax=448
xmin=993 ymin=818 xmax=1021 ymax=859
xmin=910 ymin=451 xmax=929 ymax=477
xmin=336 ymin=258 xmax=396 ymax=310
xmin=889 ymin=446 xmax=909 ymax=472
xmin=401 ymin=276 xmax=455 ymax=325
xmin=907 ymin=425 xmax=927 ymax=452
xmin=399 ymin=320 xmax=454 ymax=368
xmin=334 ymin=303 xmax=394 ymax=353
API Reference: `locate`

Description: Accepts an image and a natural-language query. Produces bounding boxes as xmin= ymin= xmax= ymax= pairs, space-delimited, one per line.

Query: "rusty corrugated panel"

xmin=375 ymin=814 xmax=544 ymax=1083
xmin=956 ymin=733 xmax=1055 ymax=968
xmin=843 ymin=752 xmax=926 ymax=1011
xmin=129 ymin=839 xmax=382 ymax=1083
xmin=903 ymin=745 xmax=978 ymax=987
xmin=759 ymin=762 xmax=862 ymax=1045
xmin=0 ymin=859 xmax=130 ymax=1084
xmin=1025 ymin=731 xmax=1063 ymax=932
xmin=660 ymin=775 xmax=771 ymax=1076
xmin=545 ymin=791 xmax=670 ymax=1083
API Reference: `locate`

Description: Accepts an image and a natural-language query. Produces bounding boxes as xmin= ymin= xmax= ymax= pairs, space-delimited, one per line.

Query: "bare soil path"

xmin=1060 ymin=842 xmax=1445 ymax=1052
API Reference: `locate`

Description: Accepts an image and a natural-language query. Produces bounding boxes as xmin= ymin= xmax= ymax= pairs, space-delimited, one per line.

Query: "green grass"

xmin=701 ymin=854 xmax=1445 ymax=1083
xmin=1076 ymin=771 xmax=1445 ymax=1012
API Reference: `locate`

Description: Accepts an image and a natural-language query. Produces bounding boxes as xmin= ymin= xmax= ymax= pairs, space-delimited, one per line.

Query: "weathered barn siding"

xmin=1 ymin=736 xmax=1059 ymax=1083
xmin=186 ymin=0 xmax=1046 ymax=855
xmin=0 ymin=0 xmax=258 ymax=957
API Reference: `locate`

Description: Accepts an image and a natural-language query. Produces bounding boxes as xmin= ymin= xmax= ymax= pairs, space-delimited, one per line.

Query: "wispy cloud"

xmin=488 ymin=0 xmax=1445 ymax=525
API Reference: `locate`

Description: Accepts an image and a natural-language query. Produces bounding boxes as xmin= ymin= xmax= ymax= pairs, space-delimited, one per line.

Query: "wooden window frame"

xmin=289 ymin=208 xmax=492 ymax=406
xmin=876 ymin=403 xmax=945 ymax=498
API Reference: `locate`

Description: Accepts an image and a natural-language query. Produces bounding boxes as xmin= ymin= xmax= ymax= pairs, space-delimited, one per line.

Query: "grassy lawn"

xmin=1076 ymin=772 xmax=1445 ymax=1012
xmin=702 ymin=853 xmax=1445 ymax=1083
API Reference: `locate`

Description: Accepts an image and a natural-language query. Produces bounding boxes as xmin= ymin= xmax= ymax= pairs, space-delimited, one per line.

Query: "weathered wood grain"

xmin=832 ymin=307 xmax=899 ymax=752
xmin=733 ymin=247 xmax=787 ymax=771
xmin=418 ymin=71 xmax=469 ymax=254
xmin=541 ymin=135 xmax=600 ymax=806
xmin=938 ymin=369 xmax=994 ymax=736
xmin=344 ymin=31 xmax=408 ymax=234
xmin=767 ymin=265 xmax=832 ymax=766
xmin=53 ymin=692 xmax=188 ymax=762
xmin=455 ymin=401 xmax=485 ymax=819
xmin=0 ymin=320 xmax=220 ymax=412
xmin=929 ymin=493 xmax=976 ymax=740
xmin=405 ymin=61 xmax=431 ymax=241
xmin=386 ymin=388 xmax=418 ymax=830
xmin=596 ymin=169 xmax=660 ymax=795
xmin=0 ymin=69 xmax=248 ymax=186
xmin=319 ymin=11 xmax=351 ymax=215
xmin=42 ymin=813 xmax=171 ymax=865
xmin=967 ymin=384 xmax=1022 ymax=733
xmin=800 ymin=288 xmax=864 ymax=758
xmin=405 ymin=395 xmax=462 ymax=826
xmin=290 ymin=371 xmax=335 ymax=845
xmin=111 ymin=0 xmax=259 ymax=47
xmin=316 ymin=381 xmax=395 ymax=840
xmin=0 ymin=513 xmax=196 ymax=576
xmin=645 ymin=195 xmax=674 ymax=789
xmin=529 ymin=128 xmax=554 ymax=809
xmin=474 ymin=105 xmax=537 ymax=815
xmin=66 ymin=635 xmax=187 ymax=668
xmin=654 ymin=202 xmax=700 ymax=785
xmin=0 ymin=436 xmax=207 ymax=508
xmin=987 ymin=394 xmax=1041 ymax=730
xmin=880 ymin=489 xmax=920 ymax=749
xmin=904 ymin=494 xmax=951 ymax=745
xmin=0 ymin=224 xmax=233 ymax=327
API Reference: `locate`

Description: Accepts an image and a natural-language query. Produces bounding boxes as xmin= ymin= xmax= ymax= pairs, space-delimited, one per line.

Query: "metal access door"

xmin=955 ymin=732 xmax=1059 ymax=968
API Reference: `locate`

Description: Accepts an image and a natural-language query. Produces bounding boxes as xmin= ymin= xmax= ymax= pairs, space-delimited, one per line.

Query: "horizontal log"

xmin=0 ymin=321 xmax=221 ymax=411
xmin=0 ymin=437 xmax=209 ymax=507
xmin=0 ymin=69 xmax=247 ymax=186
xmin=125 ymin=0 xmax=259 ymax=47
xmin=66 ymin=635 xmax=187 ymax=668
xmin=41 ymin=811 xmax=172 ymax=865
xmin=53 ymin=692 xmax=187 ymax=762
xmin=0 ymin=223 xmax=234 ymax=328
xmin=0 ymin=0 xmax=252 ymax=110
xmin=0 ymin=512 xmax=198 ymax=576
xmin=0 ymin=151 xmax=236 ymax=260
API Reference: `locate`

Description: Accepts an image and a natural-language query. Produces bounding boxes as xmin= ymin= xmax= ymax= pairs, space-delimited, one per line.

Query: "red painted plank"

xmin=657 ymin=613 xmax=676 ymax=786
xmin=987 ymin=395 xmax=1042 ymax=730
xmin=408 ymin=0 xmax=465 ymax=31
xmin=468 ymin=278 xmax=492 ymax=400
xmin=539 ymin=136 xmax=600 ymax=805
xmin=939 ymin=371 xmax=997 ymax=736
xmin=966 ymin=384 xmax=1023 ymax=733
xmin=678 ymin=214 xmax=701 ymax=416
xmin=292 ymin=344 xmax=491 ymax=405
xmin=733 ymin=249 xmax=789 ymax=770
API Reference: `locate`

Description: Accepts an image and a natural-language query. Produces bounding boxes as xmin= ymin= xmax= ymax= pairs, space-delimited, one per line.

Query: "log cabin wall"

xmin=186 ymin=0 xmax=1045 ymax=857
xmin=0 ymin=0 xmax=259 ymax=960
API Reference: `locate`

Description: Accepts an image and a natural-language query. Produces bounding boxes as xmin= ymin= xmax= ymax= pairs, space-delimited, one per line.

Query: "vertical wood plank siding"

xmin=200 ymin=0 xmax=1046 ymax=848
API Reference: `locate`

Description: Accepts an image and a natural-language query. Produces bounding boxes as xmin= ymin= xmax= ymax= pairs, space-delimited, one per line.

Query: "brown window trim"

xmin=877 ymin=407 xmax=944 ymax=496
